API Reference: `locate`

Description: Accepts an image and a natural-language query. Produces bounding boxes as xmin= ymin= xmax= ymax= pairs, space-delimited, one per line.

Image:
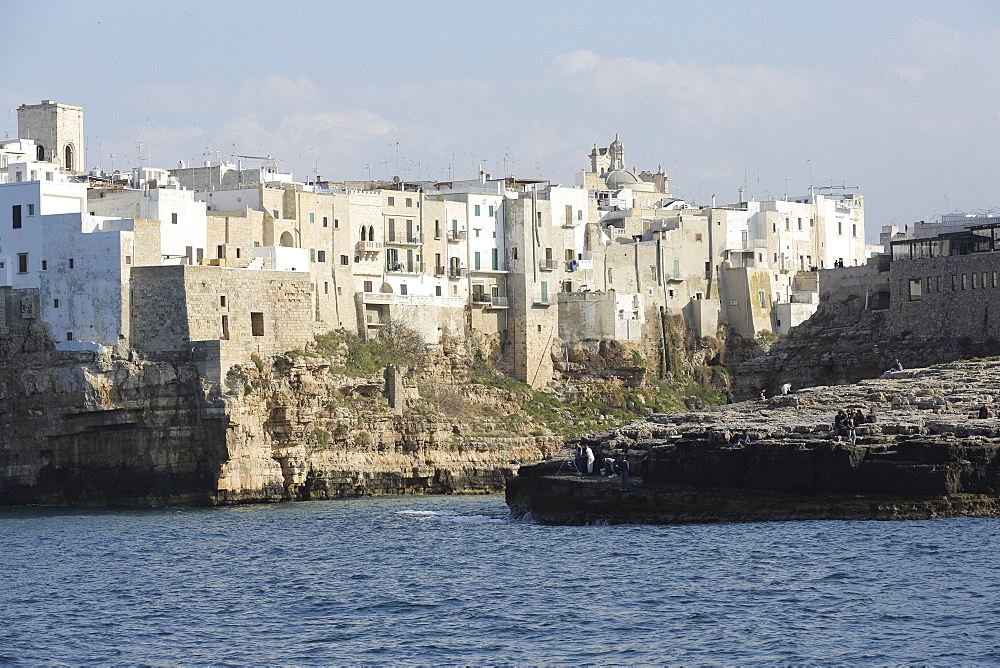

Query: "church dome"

xmin=604 ymin=168 xmax=641 ymax=189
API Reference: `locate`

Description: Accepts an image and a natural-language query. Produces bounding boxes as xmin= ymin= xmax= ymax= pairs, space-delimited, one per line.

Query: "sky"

xmin=3 ymin=0 xmax=999 ymax=240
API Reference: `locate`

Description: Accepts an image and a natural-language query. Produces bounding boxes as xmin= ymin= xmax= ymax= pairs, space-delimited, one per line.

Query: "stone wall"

xmin=130 ymin=265 xmax=315 ymax=356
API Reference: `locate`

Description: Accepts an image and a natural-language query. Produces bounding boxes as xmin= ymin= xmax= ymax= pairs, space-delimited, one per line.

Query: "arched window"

xmin=361 ymin=226 xmax=368 ymax=241
xmin=368 ymin=225 xmax=375 ymax=241
xmin=36 ymin=145 xmax=45 ymax=161
xmin=64 ymin=145 xmax=74 ymax=171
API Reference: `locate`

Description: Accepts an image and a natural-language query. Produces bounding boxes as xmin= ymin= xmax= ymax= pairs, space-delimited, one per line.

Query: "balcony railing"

xmin=356 ymin=240 xmax=383 ymax=253
xmin=448 ymin=266 xmax=466 ymax=278
xmin=533 ymin=293 xmax=554 ymax=305
xmin=491 ymin=296 xmax=509 ymax=309
xmin=472 ymin=293 xmax=491 ymax=303
xmin=540 ymin=259 xmax=558 ymax=272
xmin=386 ymin=262 xmax=424 ymax=274
xmin=433 ymin=265 xmax=446 ymax=276
xmin=472 ymin=293 xmax=510 ymax=308
xmin=447 ymin=230 xmax=467 ymax=242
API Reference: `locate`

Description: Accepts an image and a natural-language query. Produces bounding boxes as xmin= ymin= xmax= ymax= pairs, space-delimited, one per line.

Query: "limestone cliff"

xmin=0 ymin=328 xmax=559 ymax=506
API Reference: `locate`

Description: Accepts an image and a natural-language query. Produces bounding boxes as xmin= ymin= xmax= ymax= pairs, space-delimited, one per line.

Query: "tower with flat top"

xmin=17 ymin=100 xmax=84 ymax=173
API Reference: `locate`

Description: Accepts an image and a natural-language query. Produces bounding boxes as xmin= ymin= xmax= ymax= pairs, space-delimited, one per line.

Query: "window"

xmin=400 ymin=284 xmax=408 ymax=295
xmin=236 ymin=248 xmax=241 ymax=259
xmin=317 ymin=250 xmax=326 ymax=262
xmin=405 ymin=198 xmax=412 ymax=207
xmin=489 ymin=205 xmax=494 ymax=216
xmin=785 ymin=218 xmax=790 ymax=231
xmin=474 ymin=251 xmax=481 ymax=270
xmin=758 ymin=291 xmax=766 ymax=309
xmin=323 ymin=216 xmax=328 ymax=228
xmin=908 ymin=279 xmax=922 ymax=301
xmin=27 ymin=204 xmax=34 ymax=216
xmin=64 ymin=145 xmax=74 ymax=171
xmin=125 ymin=256 xmax=132 ymax=265
xmin=387 ymin=218 xmax=395 ymax=242
xmin=217 ymin=245 xmax=224 ymax=258
xmin=220 ymin=296 xmax=227 ymax=307
xmin=340 ymin=255 xmax=349 ymax=265
xmin=474 ymin=229 xmax=480 ymax=238
xmin=797 ymin=218 xmax=802 ymax=230
xmin=17 ymin=253 xmax=28 ymax=273
xmin=324 ymin=282 xmax=329 ymax=295
xmin=578 ymin=209 xmax=583 ymax=220
xmin=838 ymin=221 xmax=843 ymax=235
xmin=66 ymin=332 xmax=73 ymax=341
xmin=250 ymin=312 xmax=264 ymax=337
xmin=475 ymin=205 xmax=481 ymax=216
xmin=309 ymin=213 xmax=315 ymax=223
xmin=363 ymin=280 xmax=373 ymax=292
xmin=810 ymin=218 xmax=814 ymax=227
xmin=14 ymin=172 xmax=22 ymax=182
xmin=53 ymin=299 xmax=59 ymax=308
xmin=492 ymin=248 xmax=498 ymax=270
xmin=12 ymin=205 xmax=21 ymax=229
xmin=673 ymin=259 xmax=680 ymax=279
xmin=272 ymin=210 xmax=279 ymax=219
xmin=41 ymin=260 xmax=47 ymax=271
xmin=334 ymin=218 xmax=339 ymax=229
xmin=852 ymin=224 xmax=857 ymax=238
xmin=607 ymin=268 xmax=613 ymax=283
xmin=46 ymin=172 xmax=53 ymax=181
xmin=435 ymin=220 xmax=441 ymax=239
xmin=387 ymin=197 xmax=395 ymax=206
xmin=68 ymin=258 xmax=74 ymax=269
xmin=221 ymin=315 xmax=229 ymax=340
xmin=435 ymin=286 xmax=442 ymax=296
xmin=172 ymin=213 xmax=178 ymax=224
xmin=668 ymin=289 xmax=674 ymax=297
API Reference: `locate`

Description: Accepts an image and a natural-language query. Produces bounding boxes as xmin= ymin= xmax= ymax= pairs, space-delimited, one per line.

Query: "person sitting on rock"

xmin=979 ymin=405 xmax=992 ymax=419
xmin=867 ymin=407 xmax=877 ymax=423
xmin=759 ymin=389 xmax=767 ymax=401
xmin=835 ymin=410 xmax=847 ymax=437
xmin=725 ymin=432 xmax=740 ymax=448
xmin=893 ymin=359 xmax=903 ymax=372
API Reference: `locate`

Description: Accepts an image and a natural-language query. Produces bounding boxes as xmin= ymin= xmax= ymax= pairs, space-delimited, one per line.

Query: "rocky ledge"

xmin=506 ymin=359 xmax=1000 ymax=524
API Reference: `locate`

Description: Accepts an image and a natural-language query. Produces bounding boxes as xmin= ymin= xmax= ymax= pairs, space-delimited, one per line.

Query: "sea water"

xmin=2 ymin=495 xmax=999 ymax=665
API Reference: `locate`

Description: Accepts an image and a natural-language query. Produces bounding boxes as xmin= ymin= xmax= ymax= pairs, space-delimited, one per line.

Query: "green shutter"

xmin=491 ymin=248 xmax=498 ymax=270
xmin=475 ymin=251 xmax=481 ymax=270
xmin=673 ymin=259 xmax=680 ymax=279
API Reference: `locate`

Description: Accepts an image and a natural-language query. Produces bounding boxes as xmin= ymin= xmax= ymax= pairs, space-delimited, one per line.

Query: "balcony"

xmin=386 ymin=236 xmax=422 ymax=246
xmin=386 ymin=261 xmax=424 ymax=274
xmin=539 ymin=259 xmax=558 ymax=272
xmin=449 ymin=266 xmax=467 ymax=278
xmin=356 ymin=240 xmax=383 ymax=253
xmin=472 ymin=293 xmax=509 ymax=309
xmin=533 ymin=293 xmax=555 ymax=306
xmin=447 ymin=230 xmax=467 ymax=242
xmin=360 ymin=292 xmax=393 ymax=304
xmin=433 ymin=265 xmax=446 ymax=276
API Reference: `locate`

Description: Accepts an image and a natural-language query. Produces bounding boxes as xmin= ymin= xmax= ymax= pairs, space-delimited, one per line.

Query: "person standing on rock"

xmin=585 ymin=445 xmax=595 ymax=474
xmin=573 ymin=442 xmax=584 ymax=476
xmin=780 ymin=383 xmax=791 ymax=395
xmin=844 ymin=413 xmax=857 ymax=445
xmin=617 ymin=455 xmax=630 ymax=490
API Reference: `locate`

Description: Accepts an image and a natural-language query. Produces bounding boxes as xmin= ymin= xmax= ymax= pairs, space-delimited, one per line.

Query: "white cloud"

xmin=553 ymin=50 xmax=601 ymax=75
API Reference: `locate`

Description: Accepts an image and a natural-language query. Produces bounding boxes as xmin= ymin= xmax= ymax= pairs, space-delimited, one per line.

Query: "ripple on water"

xmin=2 ymin=498 xmax=1000 ymax=664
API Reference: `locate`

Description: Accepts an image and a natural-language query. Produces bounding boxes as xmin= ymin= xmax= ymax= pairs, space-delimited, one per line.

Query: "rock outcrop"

xmin=0 ymin=338 xmax=560 ymax=507
xmin=506 ymin=359 xmax=1000 ymax=524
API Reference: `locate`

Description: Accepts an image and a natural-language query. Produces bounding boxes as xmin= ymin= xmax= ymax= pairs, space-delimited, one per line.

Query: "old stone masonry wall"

xmin=0 ymin=331 xmax=559 ymax=506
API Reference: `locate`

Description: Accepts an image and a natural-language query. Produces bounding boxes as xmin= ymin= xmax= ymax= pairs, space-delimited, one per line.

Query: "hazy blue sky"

xmin=4 ymin=1 xmax=998 ymax=238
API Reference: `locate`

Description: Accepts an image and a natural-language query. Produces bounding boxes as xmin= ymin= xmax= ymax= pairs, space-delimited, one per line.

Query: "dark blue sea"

xmin=2 ymin=494 xmax=999 ymax=665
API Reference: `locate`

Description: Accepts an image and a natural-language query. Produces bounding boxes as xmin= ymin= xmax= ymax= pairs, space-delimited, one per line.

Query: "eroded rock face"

xmin=0 ymin=346 xmax=560 ymax=507
xmin=506 ymin=359 xmax=1000 ymax=524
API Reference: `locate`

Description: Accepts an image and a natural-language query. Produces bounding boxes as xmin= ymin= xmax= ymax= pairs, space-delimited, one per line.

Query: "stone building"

xmin=16 ymin=101 xmax=84 ymax=173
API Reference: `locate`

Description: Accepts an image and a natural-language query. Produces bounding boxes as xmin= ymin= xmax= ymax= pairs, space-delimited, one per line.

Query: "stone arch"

xmin=379 ymin=282 xmax=393 ymax=293
xmin=279 ymin=231 xmax=294 ymax=247
xmin=64 ymin=144 xmax=74 ymax=171
xmin=36 ymin=144 xmax=45 ymax=161
xmin=869 ymin=290 xmax=890 ymax=310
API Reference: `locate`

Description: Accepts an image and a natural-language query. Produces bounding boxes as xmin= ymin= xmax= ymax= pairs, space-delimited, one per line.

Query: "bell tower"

xmin=16 ymin=100 xmax=84 ymax=173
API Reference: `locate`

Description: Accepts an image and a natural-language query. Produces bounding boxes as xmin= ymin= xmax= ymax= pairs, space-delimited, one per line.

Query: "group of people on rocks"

xmin=976 ymin=404 xmax=1000 ymax=419
xmin=834 ymin=408 xmax=876 ymax=444
xmin=724 ymin=432 xmax=751 ymax=448
xmin=572 ymin=442 xmax=630 ymax=489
